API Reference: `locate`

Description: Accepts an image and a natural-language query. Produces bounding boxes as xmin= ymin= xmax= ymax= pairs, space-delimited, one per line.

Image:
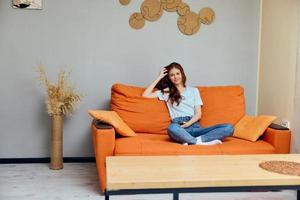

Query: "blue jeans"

xmin=167 ymin=116 xmax=234 ymax=144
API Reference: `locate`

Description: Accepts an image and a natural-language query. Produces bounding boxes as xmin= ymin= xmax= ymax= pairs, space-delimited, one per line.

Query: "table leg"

xmin=173 ymin=192 xmax=179 ymax=200
xmin=105 ymin=194 xmax=109 ymax=200
xmin=297 ymin=190 xmax=300 ymax=200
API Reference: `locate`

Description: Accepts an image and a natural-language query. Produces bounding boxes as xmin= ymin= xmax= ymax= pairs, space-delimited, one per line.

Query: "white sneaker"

xmin=196 ymin=138 xmax=222 ymax=145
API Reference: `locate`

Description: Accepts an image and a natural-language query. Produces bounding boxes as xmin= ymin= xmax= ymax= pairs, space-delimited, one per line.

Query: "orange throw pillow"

xmin=233 ymin=115 xmax=276 ymax=142
xmin=88 ymin=110 xmax=136 ymax=137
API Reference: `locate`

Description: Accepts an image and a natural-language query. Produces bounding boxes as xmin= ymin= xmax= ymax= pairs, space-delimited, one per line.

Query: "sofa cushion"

xmin=110 ymin=83 xmax=246 ymax=135
xmin=110 ymin=84 xmax=170 ymax=135
xmin=114 ymin=133 xmax=275 ymax=156
xmin=88 ymin=110 xmax=136 ymax=136
xmin=198 ymin=86 xmax=245 ymax=127
xmin=233 ymin=115 xmax=276 ymax=142
xmin=219 ymin=137 xmax=275 ymax=154
xmin=115 ymin=133 xmax=222 ymax=155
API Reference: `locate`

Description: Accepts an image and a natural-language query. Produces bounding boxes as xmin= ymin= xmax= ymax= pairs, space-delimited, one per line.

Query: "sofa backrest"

xmin=198 ymin=86 xmax=245 ymax=127
xmin=110 ymin=83 xmax=245 ymax=135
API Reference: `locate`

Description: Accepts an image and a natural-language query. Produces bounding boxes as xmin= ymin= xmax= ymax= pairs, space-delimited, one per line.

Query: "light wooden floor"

xmin=0 ymin=163 xmax=297 ymax=200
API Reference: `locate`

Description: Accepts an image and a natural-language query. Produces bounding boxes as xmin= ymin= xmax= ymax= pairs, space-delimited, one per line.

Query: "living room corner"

xmin=257 ymin=0 xmax=299 ymax=154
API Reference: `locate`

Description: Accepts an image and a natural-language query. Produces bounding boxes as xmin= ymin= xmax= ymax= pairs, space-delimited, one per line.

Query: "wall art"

xmin=13 ymin=0 xmax=42 ymax=10
xmin=119 ymin=0 xmax=215 ymax=36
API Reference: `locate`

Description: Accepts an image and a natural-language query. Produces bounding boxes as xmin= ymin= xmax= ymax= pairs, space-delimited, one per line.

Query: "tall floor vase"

xmin=50 ymin=114 xmax=64 ymax=170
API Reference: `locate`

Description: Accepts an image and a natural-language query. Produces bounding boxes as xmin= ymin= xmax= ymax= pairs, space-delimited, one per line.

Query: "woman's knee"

xmin=167 ymin=123 xmax=184 ymax=142
xmin=223 ymin=124 xmax=234 ymax=136
xmin=167 ymin=123 xmax=181 ymax=136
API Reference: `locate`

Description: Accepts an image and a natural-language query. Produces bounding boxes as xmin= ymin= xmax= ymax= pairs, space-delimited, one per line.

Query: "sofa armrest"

xmin=93 ymin=119 xmax=113 ymax=129
xmin=262 ymin=127 xmax=291 ymax=154
xmin=91 ymin=120 xmax=115 ymax=193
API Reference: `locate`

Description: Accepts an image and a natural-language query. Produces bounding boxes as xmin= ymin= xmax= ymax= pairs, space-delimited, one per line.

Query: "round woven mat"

xmin=259 ymin=160 xmax=300 ymax=176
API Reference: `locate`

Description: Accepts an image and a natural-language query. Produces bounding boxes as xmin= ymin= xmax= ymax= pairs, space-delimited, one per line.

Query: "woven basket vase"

xmin=50 ymin=114 xmax=64 ymax=170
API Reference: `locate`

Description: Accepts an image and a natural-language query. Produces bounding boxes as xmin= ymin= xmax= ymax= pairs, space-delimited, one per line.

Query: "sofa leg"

xmin=173 ymin=192 xmax=179 ymax=200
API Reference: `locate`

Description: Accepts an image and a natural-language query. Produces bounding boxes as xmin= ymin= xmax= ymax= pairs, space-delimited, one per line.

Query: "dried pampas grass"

xmin=38 ymin=66 xmax=82 ymax=116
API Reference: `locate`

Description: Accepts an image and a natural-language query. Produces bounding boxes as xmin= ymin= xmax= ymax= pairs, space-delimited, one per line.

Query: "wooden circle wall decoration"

xmin=140 ymin=0 xmax=163 ymax=22
xmin=176 ymin=2 xmax=190 ymax=16
xmin=122 ymin=1 xmax=215 ymax=35
xmin=199 ymin=7 xmax=215 ymax=25
xmin=161 ymin=0 xmax=182 ymax=12
xmin=119 ymin=0 xmax=131 ymax=6
xmin=129 ymin=12 xmax=145 ymax=29
xmin=177 ymin=12 xmax=200 ymax=35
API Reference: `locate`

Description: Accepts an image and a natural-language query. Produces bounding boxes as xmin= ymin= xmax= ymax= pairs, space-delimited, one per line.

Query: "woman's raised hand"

xmin=143 ymin=68 xmax=168 ymax=98
xmin=158 ymin=68 xmax=168 ymax=80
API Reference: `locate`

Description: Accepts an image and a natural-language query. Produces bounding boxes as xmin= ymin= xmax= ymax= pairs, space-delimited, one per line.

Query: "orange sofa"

xmin=91 ymin=83 xmax=291 ymax=193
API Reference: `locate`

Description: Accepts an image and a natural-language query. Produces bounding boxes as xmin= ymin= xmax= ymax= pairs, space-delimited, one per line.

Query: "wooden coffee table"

xmin=105 ymin=154 xmax=300 ymax=200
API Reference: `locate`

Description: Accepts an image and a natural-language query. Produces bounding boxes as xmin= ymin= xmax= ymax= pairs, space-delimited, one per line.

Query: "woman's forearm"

xmin=142 ymin=77 xmax=161 ymax=97
xmin=188 ymin=114 xmax=201 ymax=125
xmin=143 ymin=68 xmax=168 ymax=97
xmin=183 ymin=107 xmax=202 ymax=127
xmin=181 ymin=114 xmax=201 ymax=128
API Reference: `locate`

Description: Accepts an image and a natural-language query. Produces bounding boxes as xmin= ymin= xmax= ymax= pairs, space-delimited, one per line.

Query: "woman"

xmin=142 ymin=62 xmax=233 ymax=145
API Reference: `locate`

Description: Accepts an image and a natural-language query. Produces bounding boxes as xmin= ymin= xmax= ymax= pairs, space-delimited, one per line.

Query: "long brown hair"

xmin=155 ymin=62 xmax=186 ymax=106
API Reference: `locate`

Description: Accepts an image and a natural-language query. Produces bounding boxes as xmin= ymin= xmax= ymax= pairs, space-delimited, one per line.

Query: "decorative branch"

xmin=37 ymin=66 xmax=82 ymax=116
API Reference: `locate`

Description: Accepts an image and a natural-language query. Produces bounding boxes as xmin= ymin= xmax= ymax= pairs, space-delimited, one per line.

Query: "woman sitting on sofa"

xmin=142 ymin=62 xmax=234 ymax=145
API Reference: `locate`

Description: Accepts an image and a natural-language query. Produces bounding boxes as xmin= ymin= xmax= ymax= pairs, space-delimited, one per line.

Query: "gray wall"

xmin=0 ymin=0 xmax=260 ymax=158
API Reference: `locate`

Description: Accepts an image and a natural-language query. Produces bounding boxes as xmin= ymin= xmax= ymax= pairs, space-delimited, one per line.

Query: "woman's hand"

xmin=180 ymin=121 xmax=191 ymax=128
xmin=158 ymin=67 xmax=168 ymax=80
xmin=142 ymin=67 xmax=168 ymax=98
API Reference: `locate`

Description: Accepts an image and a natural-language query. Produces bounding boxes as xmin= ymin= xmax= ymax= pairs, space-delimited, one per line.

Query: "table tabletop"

xmin=106 ymin=154 xmax=300 ymax=191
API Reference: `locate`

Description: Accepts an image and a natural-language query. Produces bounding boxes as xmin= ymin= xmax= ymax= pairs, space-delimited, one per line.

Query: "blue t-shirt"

xmin=156 ymin=86 xmax=203 ymax=119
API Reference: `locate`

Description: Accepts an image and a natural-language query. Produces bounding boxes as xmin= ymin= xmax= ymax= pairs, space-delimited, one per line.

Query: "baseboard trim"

xmin=0 ymin=157 xmax=95 ymax=164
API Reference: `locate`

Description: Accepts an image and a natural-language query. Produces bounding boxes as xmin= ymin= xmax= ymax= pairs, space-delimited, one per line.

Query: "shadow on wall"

xmin=36 ymin=94 xmax=111 ymax=157
xmin=37 ymin=101 xmax=51 ymax=155
xmin=86 ymin=99 xmax=111 ymax=156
